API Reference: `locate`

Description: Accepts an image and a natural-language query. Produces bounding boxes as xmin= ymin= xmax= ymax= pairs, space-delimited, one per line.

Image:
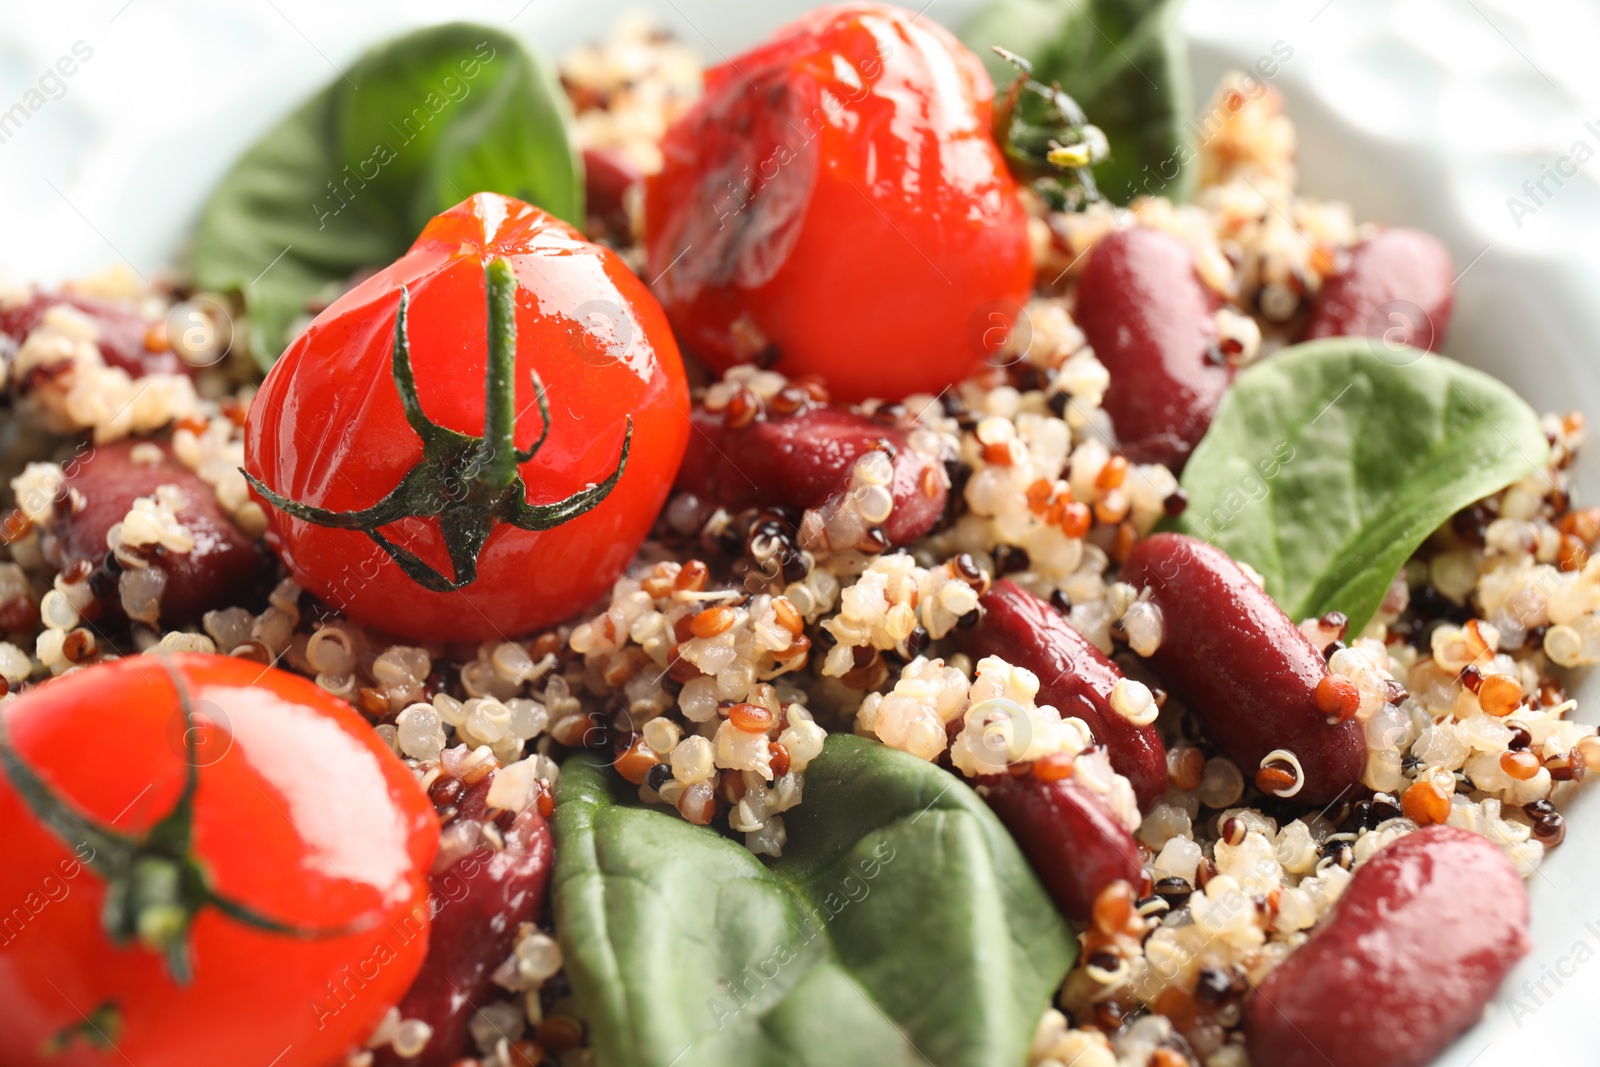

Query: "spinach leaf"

xmin=552 ymin=735 xmax=1073 ymax=1067
xmin=191 ymin=23 xmax=581 ymax=369
xmin=962 ymin=0 xmax=1192 ymax=204
xmin=1176 ymin=338 xmax=1549 ymax=632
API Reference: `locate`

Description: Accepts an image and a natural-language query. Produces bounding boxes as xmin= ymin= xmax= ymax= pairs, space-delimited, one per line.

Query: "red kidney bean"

xmin=957 ymin=580 xmax=1166 ymax=811
xmin=1074 ymin=227 xmax=1229 ymax=471
xmin=1120 ymin=533 xmax=1365 ymax=805
xmin=675 ymin=403 xmax=946 ymax=545
xmin=1305 ymin=227 xmax=1455 ymax=352
xmin=374 ymin=774 xmax=555 ymax=1067
xmin=978 ymin=772 xmax=1141 ymax=922
xmin=41 ymin=441 xmax=266 ymax=625
xmin=1246 ymin=825 xmax=1529 ymax=1067
xmin=0 ymin=291 xmax=190 ymax=379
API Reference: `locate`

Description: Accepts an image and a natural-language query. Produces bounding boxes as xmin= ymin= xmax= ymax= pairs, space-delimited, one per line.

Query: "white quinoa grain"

xmin=671 ymin=734 xmax=714 ymax=784
xmin=1108 ymin=678 xmax=1158 ymax=726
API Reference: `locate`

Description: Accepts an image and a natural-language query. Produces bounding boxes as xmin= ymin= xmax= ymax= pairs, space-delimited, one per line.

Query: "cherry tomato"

xmin=0 ymin=654 xmax=438 ymax=1067
xmin=644 ymin=2 xmax=1034 ymax=402
xmin=244 ymin=193 xmax=690 ymax=642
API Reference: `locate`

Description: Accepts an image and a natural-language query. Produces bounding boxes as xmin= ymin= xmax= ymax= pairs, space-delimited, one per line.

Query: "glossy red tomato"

xmin=645 ymin=2 xmax=1034 ymax=402
xmin=245 ymin=192 xmax=690 ymax=642
xmin=0 ymin=654 xmax=438 ymax=1067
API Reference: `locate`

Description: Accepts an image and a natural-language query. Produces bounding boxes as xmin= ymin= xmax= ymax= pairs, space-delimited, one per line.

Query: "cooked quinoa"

xmin=0 ymin=21 xmax=1595 ymax=1067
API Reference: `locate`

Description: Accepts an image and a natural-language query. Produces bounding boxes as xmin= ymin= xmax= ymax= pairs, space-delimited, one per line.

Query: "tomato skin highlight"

xmin=0 ymin=654 xmax=438 ymax=1067
xmin=645 ymin=2 xmax=1034 ymax=402
xmin=245 ymin=193 xmax=690 ymax=642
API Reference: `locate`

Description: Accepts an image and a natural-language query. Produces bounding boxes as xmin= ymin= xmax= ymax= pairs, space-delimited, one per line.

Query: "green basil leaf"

xmin=552 ymin=735 xmax=1074 ymax=1067
xmin=1175 ymin=338 xmax=1550 ymax=632
xmin=962 ymin=0 xmax=1192 ymax=204
xmin=191 ymin=23 xmax=581 ymax=370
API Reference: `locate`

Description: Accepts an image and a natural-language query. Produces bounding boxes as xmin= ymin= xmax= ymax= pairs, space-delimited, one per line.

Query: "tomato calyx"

xmin=42 ymin=1001 xmax=121 ymax=1056
xmin=991 ymin=48 xmax=1109 ymax=211
xmin=243 ymin=256 xmax=634 ymax=593
xmin=0 ymin=661 xmax=360 ymax=983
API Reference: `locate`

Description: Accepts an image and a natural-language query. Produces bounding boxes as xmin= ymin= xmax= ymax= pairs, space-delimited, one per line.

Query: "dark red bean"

xmin=957 ymin=580 xmax=1166 ymax=811
xmin=40 ymin=441 xmax=266 ymax=625
xmin=1075 ymin=228 xmax=1229 ymax=471
xmin=1120 ymin=533 xmax=1365 ymax=805
xmin=1245 ymin=825 xmax=1529 ymax=1067
xmin=374 ymin=774 xmax=555 ymax=1067
xmin=583 ymin=145 xmax=643 ymax=238
xmin=1305 ymin=228 xmax=1455 ymax=351
xmin=675 ymin=403 xmax=945 ymax=545
xmin=978 ymin=772 xmax=1141 ymax=922
xmin=0 ymin=291 xmax=190 ymax=379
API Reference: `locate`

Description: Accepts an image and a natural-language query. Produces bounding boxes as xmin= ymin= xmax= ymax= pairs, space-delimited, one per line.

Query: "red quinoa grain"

xmin=1479 ymin=674 xmax=1523 ymax=717
xmin=1313 ymin=674 xmax=1361 ymax=722
xmin=675 ymin=559 xmax=709 ymax=592
xmin=1095 ymin=455 xmax=1128 ymax=490
xmin=1059 ymin=501 xmax=1092 ymax=539
xmin=768 ymin=742 xmax=792 ymax=778
xmin=729 ymin=702 xmax=773 ymax=733
xmin=690 ymin=606 xmax=736 ymax=638
xmin=1032 ymin=752 xmax=1076 ymax=781
xmin=616 ymin=739 xmax=659 ymax=785
xmin=1401 ymin=779 xmax=1450 ymax=824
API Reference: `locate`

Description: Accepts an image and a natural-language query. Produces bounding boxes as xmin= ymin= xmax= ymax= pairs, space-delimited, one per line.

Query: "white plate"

xmin=2 ymin=2 xmax=1598 ymax=1063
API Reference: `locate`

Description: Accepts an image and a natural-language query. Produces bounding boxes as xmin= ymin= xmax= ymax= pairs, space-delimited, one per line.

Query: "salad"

xmin=0 ymin=5 xmax=1591 ymax=1067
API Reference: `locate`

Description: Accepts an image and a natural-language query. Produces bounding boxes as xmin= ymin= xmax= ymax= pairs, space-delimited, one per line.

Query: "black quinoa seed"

xmin=1153 ymin=877 xmax=1192 ymax=906
xmin=1014 ymin=365 xmax=1049 ymax=394
xmin=1350 ymin=800 xmax=1375 ymax=830
xmin=1194 ymin=967 xmax=1233 ymax=1007
xmin=646 ymin=763 xmax=674 ymax=792
xmin=1136 ymin=895 xmax=1170 ymax=919
xmin=956 ymin=608 xmax=981 ymax=629
xmin=1534 ymin=812 xmax=1565 ymax=846
xmin=1524 ymin=798 xmax=1556 ymax=820
xmin=994 ymin=544 xmax=1030 ymax=575
xmin=1319 ymin=836 xmax=1354 ymax=865
xmin=429 ymin=776 xmax=465 ymax=808
xmin=953 ymin=552 xmax=983 ymax=583
xmin=903 ymin=626 xmax=931 ymax=660
xmin=1162 ymin=488 xmax=1189 ymax=517
xmin=1086 ymin=949 xmax=1120 ymax=973
xmin=782 ymin=551 xmax=810 ymax=583
xmin=1451 ymin=499 xmax=1498 ymax=545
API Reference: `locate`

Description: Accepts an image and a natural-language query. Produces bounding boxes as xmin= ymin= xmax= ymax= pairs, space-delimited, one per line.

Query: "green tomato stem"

xmin=481 ymin=256 xmax=522 ymax=491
